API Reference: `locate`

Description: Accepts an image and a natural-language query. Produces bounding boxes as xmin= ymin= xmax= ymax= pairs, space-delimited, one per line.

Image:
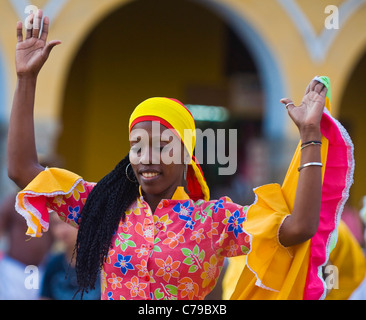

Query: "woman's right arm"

xmin=7 ymin=10 xmax=61 ymax=189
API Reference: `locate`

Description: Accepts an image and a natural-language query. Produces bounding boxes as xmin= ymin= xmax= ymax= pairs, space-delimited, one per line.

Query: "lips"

xmin=138 ymin=168 xmax=161 ymax=181
xmin=141 ymin=172 xmax=159 ymax=178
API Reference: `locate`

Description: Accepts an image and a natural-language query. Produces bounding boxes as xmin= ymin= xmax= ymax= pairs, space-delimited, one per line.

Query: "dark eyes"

xmin=130 ymin=145 xmax=167 ymax=154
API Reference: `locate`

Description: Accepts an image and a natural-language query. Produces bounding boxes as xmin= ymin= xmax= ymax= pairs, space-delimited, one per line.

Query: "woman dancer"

xmin=9 ymin=11 xmax=353 ymax=300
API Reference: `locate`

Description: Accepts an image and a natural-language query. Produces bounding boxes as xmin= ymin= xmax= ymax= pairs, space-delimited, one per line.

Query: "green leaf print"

xmin=125 ymin=240 xmax=136 ymax=247
xmin=198 ymin=249 xmax=205 ymax=261
xmin=203 ymin=203 xmax=214 ymax=217
xmin=165 ymin=285 xmax=177 ymax=296
xmin=116 ymin=233 xmax=136 ymax=251
xmin=192 ymin=245 xmax=199 ymax=255
xmin=154 ymin=285 xmax=178 ymax=300
xmin=181 ymin=248 xmax=191 ymax=257
xmin=188 ymin=265 xmax=199 ymax=273
xmin=154 ymin=288 xmax=164 ymax=300
xmin=150 ymin=237 xmax=162 ymax=256
xmin=183 ymin=257 xmax=194 ymax=265
xmin=194 ymin=203 xmax=214 ymax=223
xmin=241 ymin=245 xmax=249 ymax=254
xmin=181 ymin=246 xmax=205 ymax=272
xmin=152 ymin=245 xmax=162 ymax=253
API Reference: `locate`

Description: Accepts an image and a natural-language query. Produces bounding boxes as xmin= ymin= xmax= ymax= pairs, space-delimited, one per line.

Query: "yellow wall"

xmin=2 ymin=0 xmax=366 ymax=131
xmin=1 ymin=0 xmax=366 ymax=206
xmin=57 ymin=0 xmax=227 ymax=181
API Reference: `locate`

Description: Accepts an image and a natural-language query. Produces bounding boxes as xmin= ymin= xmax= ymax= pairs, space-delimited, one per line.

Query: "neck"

xmin=143 ymin=190 xmax=174 ymax=213
xmin=142 ymin=182 xmax=183 ymax=213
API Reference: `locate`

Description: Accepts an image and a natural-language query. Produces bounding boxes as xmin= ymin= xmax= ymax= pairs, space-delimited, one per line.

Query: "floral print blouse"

xmin=46 ymin=182 xmax=250 ymax=300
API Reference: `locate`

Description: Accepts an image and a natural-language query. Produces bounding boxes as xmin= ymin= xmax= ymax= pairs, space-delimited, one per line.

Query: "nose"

xmin=140 ymin=145 xmax=151 ymax=164
xmin=140 ymin=146 xmax=160 ymax=164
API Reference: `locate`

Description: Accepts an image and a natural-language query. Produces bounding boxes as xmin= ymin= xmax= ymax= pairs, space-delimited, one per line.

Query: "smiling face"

xmin=129 ymin=121 xmax=187 ymax=200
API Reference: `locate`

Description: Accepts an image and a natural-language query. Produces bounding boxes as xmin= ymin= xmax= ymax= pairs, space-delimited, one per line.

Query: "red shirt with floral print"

xmin=47 ymin=184 xmax=250 ymax=300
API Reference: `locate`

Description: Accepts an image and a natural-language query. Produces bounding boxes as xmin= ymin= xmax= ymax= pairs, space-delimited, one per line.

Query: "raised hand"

xmin=16 ymin=10 xmax=61 ymax=78
xmin=8 ymin=11 xmax=61 ymax=189
xmin=278 ymin=78 xmax=327 ymax=247
xmin=280 ymin=79 xmax=327 ymax=141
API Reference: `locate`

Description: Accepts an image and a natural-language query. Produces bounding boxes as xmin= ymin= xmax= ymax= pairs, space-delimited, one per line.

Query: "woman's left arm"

xmin=278 ymin=79 xmax=327 ymax=247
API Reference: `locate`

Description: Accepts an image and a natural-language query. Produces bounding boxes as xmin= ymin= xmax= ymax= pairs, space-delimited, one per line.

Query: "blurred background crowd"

xmin=0 ymin=0 xmax=366 ymax=300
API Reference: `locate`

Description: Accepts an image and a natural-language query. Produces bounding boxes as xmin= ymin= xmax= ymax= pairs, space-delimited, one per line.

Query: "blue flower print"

xmin=174 ymin=201 xmax=195 ymax=229
xmin=213 ymin=199 xmax=224 ymax=213
xmin=179 ymin=214 xmax=196 ymax=230
xmin=114 ymin=254 xmax=134 ymax=275
xmin=107 ymin=292 xmax=114 ymax=300
xmin=67 ymin=205 xmax=80 ymax=224
xmin=227 ymin=210 xmax=245 ymax=238
xmin=173 ymin=201 xmax=194 ymax=217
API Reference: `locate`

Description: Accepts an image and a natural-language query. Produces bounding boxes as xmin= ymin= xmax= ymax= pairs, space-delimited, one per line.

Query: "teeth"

xmin=142 ymin=172 xmax=159 ymax=178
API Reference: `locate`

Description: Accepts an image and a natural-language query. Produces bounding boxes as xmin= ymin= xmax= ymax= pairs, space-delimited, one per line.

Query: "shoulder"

xmin=191 ymin=197 xmax=249 ymax=223
xmin=198 ymin=196 xmax=247 ymax=212
xmin=44 ymin=253 xmax=67 ymax=272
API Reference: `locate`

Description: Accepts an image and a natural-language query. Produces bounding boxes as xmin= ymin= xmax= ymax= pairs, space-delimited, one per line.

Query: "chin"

xmin=139 ymin=182 xmax=164 ymax=196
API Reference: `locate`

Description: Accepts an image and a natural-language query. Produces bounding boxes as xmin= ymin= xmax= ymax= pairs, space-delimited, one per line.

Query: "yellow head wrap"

xmin=129 ymin=97 xmax=210 ymax=201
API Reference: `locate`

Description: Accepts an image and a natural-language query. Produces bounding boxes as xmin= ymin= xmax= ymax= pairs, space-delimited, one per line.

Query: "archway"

xmin=57 ymin=0 xmax=268 ymax=202
xmin=339 ymin=49 xmax=366 ymax=211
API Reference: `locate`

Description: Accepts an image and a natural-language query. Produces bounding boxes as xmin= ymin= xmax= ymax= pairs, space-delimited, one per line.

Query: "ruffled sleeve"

xmin=230 ymin=76 xmax=354 ymax=300
xmin=15 ymin=167 xmax=95 ymax=237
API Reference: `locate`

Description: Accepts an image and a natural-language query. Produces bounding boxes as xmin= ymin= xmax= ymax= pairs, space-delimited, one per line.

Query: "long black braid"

xmin=74 ymin=153 xmax=139 ymax=297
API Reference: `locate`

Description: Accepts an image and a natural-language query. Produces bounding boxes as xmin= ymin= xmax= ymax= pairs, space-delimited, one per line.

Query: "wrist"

xmin=17 ymin=73 xmax=38 ymax=82
xmin=299 ymin=125 xmax=321 ymax=142
xmin=17 ymin=74 xmax=38 ymax=87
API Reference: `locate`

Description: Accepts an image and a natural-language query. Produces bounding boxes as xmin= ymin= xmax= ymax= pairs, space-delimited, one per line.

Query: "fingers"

xmin=42 ymin=40 xmax=62 ymax=58
xmin=280 ymin=98 xmax=296 ymax=112
xmin=307 ymin=78 xmax=326 ymax=95
xmin=40 ymin=16 xmax=50 ymax=42
xmin=304 ymin=83 xmax=311 ymax=95
xmin=313 ymin=81 xmax=326 ymax=95
xmin=16 ymin=21 xmax=23 ymax=42
xmin=32 ymin=10 xmax=43 ymax=39
xmin=319 ymin=84 xmax=328 ymax=97
xmin=25 ymin=14 xmax=34 ymax=39
xmin=24 ymin=10 xmax=45 ymax=40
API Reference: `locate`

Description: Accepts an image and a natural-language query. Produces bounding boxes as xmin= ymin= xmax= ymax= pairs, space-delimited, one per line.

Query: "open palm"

xmin=16 ymin=10 xmax=61 ymax=78
xmin=281 ymin=79 xmax=327 ymax=135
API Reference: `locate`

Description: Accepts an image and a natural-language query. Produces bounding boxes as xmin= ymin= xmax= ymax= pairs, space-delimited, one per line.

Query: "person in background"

xmin=40 ymin=213 xmax=100 ymax=300
xmin=349 ymin=196 xmax=366 ymax=300
xmin=0 ymin=192 xmax=53 ymax=299
xmin=325 ymin=220 xmax=366 ymax=300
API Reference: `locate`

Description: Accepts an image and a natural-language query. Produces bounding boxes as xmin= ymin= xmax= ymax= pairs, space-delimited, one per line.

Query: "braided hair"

xmin=74 ymin=153 xmax=139 ymax=297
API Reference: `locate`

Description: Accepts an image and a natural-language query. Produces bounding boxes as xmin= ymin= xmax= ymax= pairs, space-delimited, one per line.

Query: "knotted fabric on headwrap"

xmin=129 ymin=97 xmax=210 ymax=202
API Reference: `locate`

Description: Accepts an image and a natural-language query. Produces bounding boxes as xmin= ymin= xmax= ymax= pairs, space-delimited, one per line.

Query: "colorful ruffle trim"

xmin=15 ymin=168 xmax=83 ymax=237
